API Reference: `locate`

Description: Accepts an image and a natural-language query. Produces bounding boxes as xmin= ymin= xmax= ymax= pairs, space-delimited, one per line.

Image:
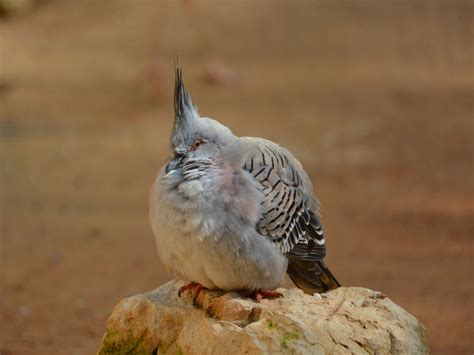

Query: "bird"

xmin=149 ymin=67 xmax=340 ymax=302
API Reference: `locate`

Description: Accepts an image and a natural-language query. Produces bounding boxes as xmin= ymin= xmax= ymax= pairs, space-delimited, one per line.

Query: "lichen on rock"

xmin=97 ymin=280 xmax=429 ymax=354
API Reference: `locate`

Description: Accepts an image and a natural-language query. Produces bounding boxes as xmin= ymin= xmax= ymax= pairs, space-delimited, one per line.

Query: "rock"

xmin=97 ymin=280 xmax=428 ymax=354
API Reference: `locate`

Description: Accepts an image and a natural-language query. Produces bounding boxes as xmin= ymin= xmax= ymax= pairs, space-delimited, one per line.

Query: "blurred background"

xmin=0 ymin=0 xmax=472 ymax=354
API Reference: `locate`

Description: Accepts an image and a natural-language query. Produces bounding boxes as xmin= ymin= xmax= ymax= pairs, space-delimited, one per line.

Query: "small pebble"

xmin=371 ymin=291 xmax=386 ymax=300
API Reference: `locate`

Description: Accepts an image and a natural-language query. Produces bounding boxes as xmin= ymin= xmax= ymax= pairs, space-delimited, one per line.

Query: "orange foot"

xmin=241 ymin=289 xmax=284 ymax=302
xmin=178 ymin=282 xmax=206 ymax=303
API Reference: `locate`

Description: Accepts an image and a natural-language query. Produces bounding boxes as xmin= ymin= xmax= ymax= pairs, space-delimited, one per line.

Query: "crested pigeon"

xmin=149 ymin=67 xmax=340 ymax=299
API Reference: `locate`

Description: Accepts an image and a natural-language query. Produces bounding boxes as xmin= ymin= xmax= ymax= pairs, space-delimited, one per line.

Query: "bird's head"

xmin=165 ymin=67 xmax=237 ymax=176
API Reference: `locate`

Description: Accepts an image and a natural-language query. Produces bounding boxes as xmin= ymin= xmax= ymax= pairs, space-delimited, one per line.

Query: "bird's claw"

xmin=255 ymin=290 xmax=283 ymax=302
xmin=240 ymin=289 xmax=284 ymax=302
xmin=178 ymin=282 xmax=198 ymax=297
xmin=178 ymin=282 xmax=206 ymax=303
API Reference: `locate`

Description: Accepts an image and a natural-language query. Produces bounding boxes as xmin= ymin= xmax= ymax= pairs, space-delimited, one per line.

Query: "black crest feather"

xmin=174 ymin=66 xmax=195 ymax=122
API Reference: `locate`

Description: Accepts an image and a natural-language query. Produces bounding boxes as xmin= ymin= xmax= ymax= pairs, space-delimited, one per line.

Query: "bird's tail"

xmin=287 ymin=258 xmax=340 ymax=295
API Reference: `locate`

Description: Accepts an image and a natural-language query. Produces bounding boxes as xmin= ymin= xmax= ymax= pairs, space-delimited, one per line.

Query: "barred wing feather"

xmin=242 ymin=139 xmax=326 ymax=258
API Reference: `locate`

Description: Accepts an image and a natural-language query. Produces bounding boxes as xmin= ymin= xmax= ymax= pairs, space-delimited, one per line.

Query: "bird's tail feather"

xmin=287 ymin=258 xmax=340 ymax=295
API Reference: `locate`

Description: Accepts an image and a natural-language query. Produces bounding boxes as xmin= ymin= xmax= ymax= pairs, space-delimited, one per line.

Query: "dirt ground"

xmin=0 ymin=1 xmax=473 ymax=354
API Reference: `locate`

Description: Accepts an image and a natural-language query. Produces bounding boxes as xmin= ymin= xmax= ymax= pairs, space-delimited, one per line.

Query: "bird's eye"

xmin=189 ymin=139 xmax=204 ymax=151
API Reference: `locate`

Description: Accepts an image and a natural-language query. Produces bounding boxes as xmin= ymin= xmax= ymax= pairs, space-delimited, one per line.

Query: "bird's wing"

xmin=242 ymin=138 xmax=326 ymax=258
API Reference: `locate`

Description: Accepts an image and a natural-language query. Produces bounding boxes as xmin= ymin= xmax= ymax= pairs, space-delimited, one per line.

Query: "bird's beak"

xmin=165 ymin=155 xmax=183 ymax=174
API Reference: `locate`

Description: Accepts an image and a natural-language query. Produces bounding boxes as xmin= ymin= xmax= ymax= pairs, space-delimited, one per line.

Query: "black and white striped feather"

xmin=243 ymin=141 xmax=326 ymax=256
xmin=182 ymin=158 xmax=215 ymax=180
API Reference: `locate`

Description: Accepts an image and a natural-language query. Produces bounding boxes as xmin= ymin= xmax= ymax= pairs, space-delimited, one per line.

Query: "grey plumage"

xmin=241 ymin=138 xmax=340 ymax=293
xmin=149 ymin=67 xmax=340 ymax=295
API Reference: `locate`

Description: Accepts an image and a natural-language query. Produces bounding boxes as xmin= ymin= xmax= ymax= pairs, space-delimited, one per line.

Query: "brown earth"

xmin=0 ymin=1 xmax=473 ymax=354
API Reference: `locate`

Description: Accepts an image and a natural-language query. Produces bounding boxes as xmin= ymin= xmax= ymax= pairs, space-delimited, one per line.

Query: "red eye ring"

xmin=190 ymin=139 xmax=204 ymax=151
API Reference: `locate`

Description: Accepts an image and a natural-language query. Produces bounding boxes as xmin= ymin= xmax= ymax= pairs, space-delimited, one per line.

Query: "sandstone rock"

xmin=97 ymin=280 xmax=428 ymax=354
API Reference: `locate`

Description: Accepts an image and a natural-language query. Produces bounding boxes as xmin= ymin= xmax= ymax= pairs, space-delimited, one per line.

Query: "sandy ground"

xmin=0 ymin=1 xmax=473 ymax=354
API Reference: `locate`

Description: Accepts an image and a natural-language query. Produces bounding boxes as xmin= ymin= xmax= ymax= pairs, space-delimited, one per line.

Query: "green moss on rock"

xmin=280 ymin=333 xmax=301 ymax=349
xmin=266 ymin=320 xmax=278 ymax=330
xmin=98 ymin=329 xmax=149 ymax=355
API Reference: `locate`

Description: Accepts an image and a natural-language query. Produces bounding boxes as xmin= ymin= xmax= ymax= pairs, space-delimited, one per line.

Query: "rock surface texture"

xmin=97 ymin=280 xmax=428 ymax=354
